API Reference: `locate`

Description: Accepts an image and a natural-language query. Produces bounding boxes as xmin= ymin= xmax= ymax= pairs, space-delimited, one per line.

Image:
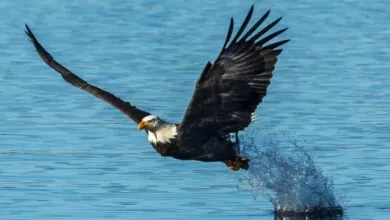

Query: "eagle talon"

xmin=225 ymin=157 xmax=249 ymax=171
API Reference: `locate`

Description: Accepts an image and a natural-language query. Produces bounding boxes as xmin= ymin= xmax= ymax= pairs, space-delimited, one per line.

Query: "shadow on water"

xmin=238 ymin=129 xmax=344 ymax=219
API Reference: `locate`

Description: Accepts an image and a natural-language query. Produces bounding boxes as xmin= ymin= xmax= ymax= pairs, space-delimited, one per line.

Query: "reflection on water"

xmin=274 ymin=215 xmax=343 ymax=220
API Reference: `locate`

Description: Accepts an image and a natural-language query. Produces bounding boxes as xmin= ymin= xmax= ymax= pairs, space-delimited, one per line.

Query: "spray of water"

xmin=238 ymin=130 xmax=343 ymax=217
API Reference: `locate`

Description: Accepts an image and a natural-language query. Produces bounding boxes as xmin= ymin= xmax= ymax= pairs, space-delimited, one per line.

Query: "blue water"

xmin=1 ymin=0 xmax=389 ymax=219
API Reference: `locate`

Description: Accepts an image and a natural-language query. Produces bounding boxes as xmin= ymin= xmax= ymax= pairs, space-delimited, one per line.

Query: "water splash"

xmin=238 ymin=130 xmax=343 ymax=217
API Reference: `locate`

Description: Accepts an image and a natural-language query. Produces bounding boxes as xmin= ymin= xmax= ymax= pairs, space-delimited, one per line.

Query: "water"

xmin=1 ymin=0 xmax=390 ymax=219
xmin=239 ymin=131 xmax=342 ymax=217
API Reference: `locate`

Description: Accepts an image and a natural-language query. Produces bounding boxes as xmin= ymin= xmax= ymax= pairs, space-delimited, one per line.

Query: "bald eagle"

xmin=25 ymin=5 xmax=288 ymax=171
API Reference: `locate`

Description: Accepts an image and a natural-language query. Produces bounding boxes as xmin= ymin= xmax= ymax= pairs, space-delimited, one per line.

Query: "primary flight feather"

xmin=26 ymin=5 xmax=288 ymax=171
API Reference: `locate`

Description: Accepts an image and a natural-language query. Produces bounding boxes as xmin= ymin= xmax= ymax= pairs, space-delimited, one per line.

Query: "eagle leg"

xmin=224 ymin=132 xmax=250 ymax=171
xmin=234 ymin=132 xmax=240 ymax=155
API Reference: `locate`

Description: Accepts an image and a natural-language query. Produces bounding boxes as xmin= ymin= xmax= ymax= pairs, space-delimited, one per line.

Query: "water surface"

xmin=0 ymin=0 xmax=389 ymax=219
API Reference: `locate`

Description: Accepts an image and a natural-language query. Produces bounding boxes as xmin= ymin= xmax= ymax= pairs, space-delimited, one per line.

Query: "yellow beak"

xmin=137 ymin=121 xmax=146 ymax=131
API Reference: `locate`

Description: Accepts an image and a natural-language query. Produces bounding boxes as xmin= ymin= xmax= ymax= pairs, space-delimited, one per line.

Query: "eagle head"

xmin=138 ymin=115 xmax=177 ymax=144
xmin=138 ymin=115 xmax=162 ymax=132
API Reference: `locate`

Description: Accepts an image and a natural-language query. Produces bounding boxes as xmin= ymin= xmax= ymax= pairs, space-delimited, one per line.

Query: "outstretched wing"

xmin=25 ymin=25 xmax=150 ymax=124
xmin=178 ymin=6 xmax=289 ymax=145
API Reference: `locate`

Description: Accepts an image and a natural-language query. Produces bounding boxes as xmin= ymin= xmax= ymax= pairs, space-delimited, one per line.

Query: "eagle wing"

xmin=25 ymin=25 xmax=150 ymax=124
xmin=178 ymin=6 xmax=289 ymax=146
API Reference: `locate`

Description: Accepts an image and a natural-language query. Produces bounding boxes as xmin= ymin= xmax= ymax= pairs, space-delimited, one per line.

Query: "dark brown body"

xmin=148 ymin=131 xmax=248 ymax=170
xmin=149 ymin=133 xmax=235 ymax=162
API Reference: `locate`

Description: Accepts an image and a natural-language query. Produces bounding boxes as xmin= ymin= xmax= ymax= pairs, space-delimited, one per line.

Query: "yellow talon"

xmin=225 ymin=157 xmax=249 ymax=171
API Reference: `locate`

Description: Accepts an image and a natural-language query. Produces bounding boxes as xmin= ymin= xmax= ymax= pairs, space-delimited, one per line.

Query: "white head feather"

xmin=139 ymin=115 xmax=177 ymax=144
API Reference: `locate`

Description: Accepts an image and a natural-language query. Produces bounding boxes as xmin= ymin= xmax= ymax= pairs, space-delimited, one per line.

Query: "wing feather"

xmin=178 ymin=6 xmax=288 ymax=147
xmin=249 ymin=17 xmax=283 ymax=43
xmin=25 ymin=25 xmax=150 ymax=124
xmin=231 ymin=5 xmax=254 ymax=43
xmin=239 ymin=9 xmax=270 ymax=42
xmin=218 ymin=18 xmax=235 ymax=58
